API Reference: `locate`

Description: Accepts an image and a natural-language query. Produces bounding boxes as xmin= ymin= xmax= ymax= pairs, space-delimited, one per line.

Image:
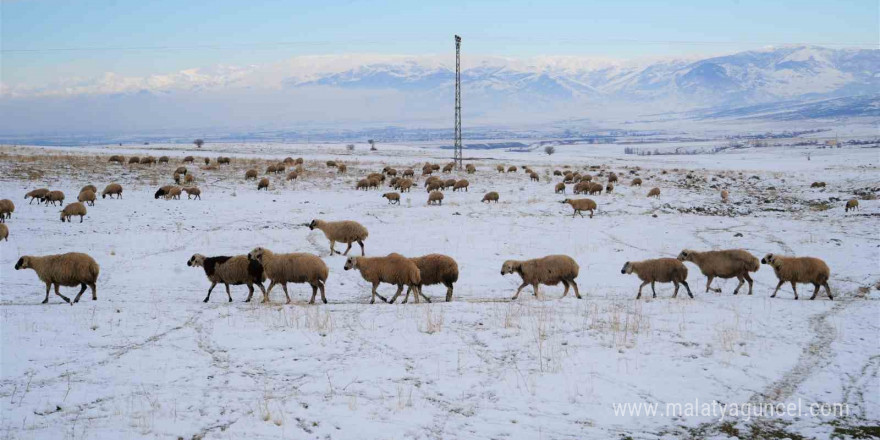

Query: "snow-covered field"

xmin=1 ymin=141 xmax=878 ymax=439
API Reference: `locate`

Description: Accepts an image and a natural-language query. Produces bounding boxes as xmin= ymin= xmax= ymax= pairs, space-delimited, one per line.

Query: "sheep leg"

xmin=343 ymin=242 xmax=353 ymax=256
xmin=445 ymin=282 xmax=454 ymax=302
xmin=319 ymin=281 xmax=328 ymax=304
xmin=672 ymin=281 xmax=679 ymax=298
xmin=420 ymin=291 xmax=432 ymax=302
xmin=389 ymin=285 xmax=405 ymax=304
xmin=358 ymin=240 xmax=365 ymax=256
xmin=42 ymin=282 xmax=51 ymax=304
xmin=309 ymin=283 xmax=318 ymax=305
xmin=770 ymin=280 xmax=784 ymax=298
xmin=397 ymin=287 xmax=410 ymax=304
xmin=329 ymin=240 xmax=337 ymax=255
xmin=570 ymin=279 xmax=582 ymax=299
xmin=705 ymin=276 xmax=722 ymax=293
xmin=733 ymin=275 xmax=745 ymax=295
xmin=650 ymin=281 xmax=657 ymax=299
xmin=823 ymin=282 xmax=833 ymax=300
xmin=511 ymin=282 xmax=529 ymax=300
xmin=532 ymin=283 xmax=540 ymax=298
xmin=281 ymin=283 xmax=291 ymax=304
xmin=790 ymin=282 xmax=798 ymax=300
xmin=225 ymin=284 xmax=233 ymax=302
xmin=637 ymin=281 xmax=649 ymax=299
xmin=413 ymin=285 xmax=422 ymax=304
xmin=370 ymin=282 xmax=389 ymax=304
xmin=589 ymin=209 xmax=593 ymax=219
xmin=561 ymin=280 xmax=570 ymax=297
xmin=54 ymin=284 xmax=71 ymax=304
xmin=809 ymin=283 xmax=821 ymax=300
xmin=73 ymin=283 xmax=88 ymax=303
xmin=681 ymin=281 xmax=694 ymax=298
xmin=263 ymin=281 xmax=276 ymax=303
xmin=245 ymin=283 xmax=255 ymax=302
xmin=204 ymin=282 xmax=217 ymax=303
xmin=744 ymin=272 xmax=754 ymax=295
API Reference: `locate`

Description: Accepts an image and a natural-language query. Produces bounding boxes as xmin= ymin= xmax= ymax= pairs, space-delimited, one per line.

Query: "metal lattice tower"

xmin=453 ymin=35 xmax=463 ymax=169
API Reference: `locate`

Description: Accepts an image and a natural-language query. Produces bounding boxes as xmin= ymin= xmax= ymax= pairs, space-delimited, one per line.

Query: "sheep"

xmin=184 ymin=187 xmax=201 ymax=200
xmin=588 ymin=182 xmax=603 ymax=195
xmin=761 ymin=254 xmax=833 ymax=300
xmin=396 ymin=254 xmax=459 ymax=303
xmin=326 ymin=160 xmax=337 ymax=167
xmin=43 ymin=191 xmax=65 ymax=206
xmin=555 ymin=182 xmax=566 ymax=194
xmin=368 ymin=178 xmax=381 ymax=190
xmin=258 ymin=178 xmax=270 ymax=191
xmin=454 ymin=179 xmax=469 ymax=192
xmin=183 ymin=156 xmax=195 ymax=163
xmin=287 ymin=171 xmax=298 ymax=181
xmin=283 ymin=157 xmax=295 ymax=165
xmin=266 ymin=164 xmax=278 ymax=174
xmin=77 ymin=190 xmax=96 ymax=206
xmin=403 ymin=169 xmax=415 ymax=178
xmin=428 ymin=191 xmax=444 ymax=205
xmin=60 ymin=202 xmax=87 ymax=223
xmin=573 ymin=182 xmax=589 ymax=194
xmin=164 ymin=187 xmax=183 ymax=200
xmin=426 ymin=182 xmax=443 ymax=192
xmin=810 ymin=182 xmax=826 ymax=188
xmin=173 ymin=172 xmax=182 ymax=184
xmin=562 ymin=198 xmax=597 ymax=218
xmin=647 ymin=187 xmax=661 ymax=198
xmin=102 ymin=183 xmax=123 ymax=199
xmin=631 ymin=177 xmax=642 ymax=186
xmin=0 ymin=199 xmax=14 ymax=220
xmin=204 ymin=158 xmax=211 ymax=165
xmin=677 ymin=249 xmax=760 ymax=295
xmin=621 ymin=259 xmax=693 ymax=299
xmin=424 ymin=176 xmax=441 ymax=188
xmin=128 ymin=156 xmax=140 ymax=164
xmin=367 ymin=172 xmax=385 ymax=183
xmin=158 ymin=156 xmax=169 ymax=164
xmin=187 ymin=254 xmax=267 ymax=303
xmin=500 ymin=255 xmax=581 ymax=300
xmin=141 ymin=156 xmax=156 ymax=166
xmin=25 ymin=188 xmax=49 ymax=204
xmin=343 ymin=253 xmax=423 ymax=304
xmin=431 ymin=164 xmax=440 ymax=171
xmin=529 ymin=172 xmax=540 ymax=182
xmin=422 ymin=167 xmax=433 ymax=176
xmin=15 ymin=253 xmax=100 ymax=304
xmin=845 ymin=199 xmax=859 ymax=212
xmin=356 ymin=179 xmax=370 ymax=190
xmin=383 ymin=167 xmax=397 ymax=176
xmin=721 ymin=189 xmax=729 ymax=203
xmin=175 ymin=166 xmax=188 ymax=175
xmin=605 ymin=183 xmax=614 ymax=193
xmin=507 ymin=166 xmax=518 ymax=173
xmin=337 ymin=164 xmax=347 ymax=173
xmin=496 ymin=165 xmax=505 ymax=173
xmin=274 ymin=163 xmax=286 ymax=173
xmin=0 ymin=223 xmax=7 ymax=241
xmin=247 ymin=247 xmax=329 ymax=303
xmin=398 ymin=179 xmax=413 ymax=192
xmin=482 ymin=191 xmax=499 ymax=203
xmin=184 ymin=174 xmax=195 ymax=184
xmin=466 ymin=164 xmax=476 ymax=174
xmin=81 ymin=184 xmax=97 ymax=194
xmin=442 ymin=163 xmax=455 ymax=173
xmin=217 ymin=157 xmax=231 ymax=165
xmin=108 ymin=155 xmax=125 ymax=164
xmin=295 ymin=157 xmax=304 ymax=165
xmin=245 ymin=169 xmax=258 ymax=180
xmin=608 ymin=172 xmax=619 ymax=183
xmin=553 ymin=170 xmax=562 ymax=176
xmin=309 ymin=219 xmax=369 ymax=256
xmin=383 ymin=192 xmax=400 ymax=205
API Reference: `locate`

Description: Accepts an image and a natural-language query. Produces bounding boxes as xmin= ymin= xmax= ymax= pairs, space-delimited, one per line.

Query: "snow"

xmin=0 ymin=141 xmax=878 ymax=439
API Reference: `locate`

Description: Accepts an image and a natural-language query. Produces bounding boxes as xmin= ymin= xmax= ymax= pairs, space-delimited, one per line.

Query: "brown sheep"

xmin=588 ymin=182 xmax=603 ymax=195
xmin=454 ymin=179 xmax=469 ymax=192
xmin=101 ymin=183 xmax=123 ymax=199
xmin=555 ymin=182 xmax=566 ymax=194
xmin=81 ymin=185 xmax=97 ymax=194
xmin=108 ymin=155 xmax=125 ymax=164
xmin=573 ymin=182 xmax=589 ymax=194
xmin=344 ymin=254 xmax=423 ymax=304
xmin=248 ymin=247 xmax=329 ymax=304
xmin=337 ymin=164 xmax=347 ymax=173
xmin=608 ymin=172 xmax=619 ymax=183
xmin=128 ymin=156 xmax=140 ymax=164
xmin=43 ymin=191 xmax=65 ymax=206
xmin=810 ymin=182 xmax=826 ymax=188
xmin=400 ymin=168 xmax=413 ymax=178
xmin=266 ymin=164 xmax=278 ymax=174
xmin=154 ymin=185 xmax=173 ymax=199
xmin=605 ymin=183 xmax=614 ymax=193
xmin=184 ymin=174 xmax=194 ymax=184
xmin=466 ymin=164 xmax=476 ymax=174
xmin=141 ymin=156 xmax=156 ymax=166
xmin=245 ymin=169 xmax=258 ymax=180
xmin=529 ymin=172 xmax=540 ymax=182
xmin=677 ymin=249 xmax=760 ymax=295
xmin=258 ymin=178 xmax=270 ymax=191
xmin=295 ymin=157 xmax=304 ymax=165
xmin=287 ymin=171 xmax=298 ymax=181
xmin=184 ymin=187 xmax=201 ymax=200
xmin=158 ymin=156 xmax=169 ymax=164
xmin=175 ymin=166 xmax=188 ymax=175
xmin=398 ymin=179 xmax=413 ymax=192
xmin=15 ymin=253 xmax=100 ymax=304
xmin=507 ymin=166 xmax=518 ymax=173
xmin=647 ymin=187 xmax=661 ymax=198
xmin=631 ymin=178 xmax=642 ymax=187
xmin=183 ymin=156 xmax=195 ymax=163
xmin=482 ymin=191 xmax=499 ymax=203
xmin=845 ymin=199 xmax=859 ymax=212
xmin=309 ymin=219 xmax=369 ymax=256
xmin=283 ymin=157 xmax=295 ymax=165
xmin=217 ymin=157 xmax=231 ymax=165
xmin=368 ymin=178 xmax=381 ymax=190
xmin=164 ymin=187 xmax=183 ymax=200
xmin=426 ymin=181 xmax=443 ymax=192
xmin=367 ymin=172 xmax=385 ymax=183
xmin=173 ymin=172 xmax=182 ymax=185
xmin=442 ymin=163 xmax=455 ymax=173
xmin=326 ymin=160 xmax=337 ymax=167
xmin=25 ymin=188 xmax=50 ymax=204
xmin=761 ymin=254 xmax=832 ymax=300
xmin=562 ymin=198 xmax=597 ymax=218
xmin=0 ymin=223 xmax=7 ymax=241
xmin=356 ymin=179 xmax=371 ymax=190
xmin=428 ymin=191 xmax=444 ymax=205
xmin=501 ymin=255 xmax=581 ymax=300
xmin=442 ymin=178 xmax=456 ymax=190
xmin=187 ymin=254 xmax=266 ymax=303
xmin=205 ymin=158 xmax=211 ymax=166
xmin=424 ymin=176 xmax=442 ymax=187
xmin=397 ymin=254 xmax=459 ymax=303
xmin=383 ymin=192 xmax=400 ymax=205
xmin=77 ymin=190 xmax=96 ymax=206
xmin=621 ymin=259 xmax=693 ymax=299
xmin=721 ymin=189 xmax=729 ymax=203
xmin=0 ymin=199 xmax=14 ymax=221
xmin=496 ymin=165 xmax=505 ymax=173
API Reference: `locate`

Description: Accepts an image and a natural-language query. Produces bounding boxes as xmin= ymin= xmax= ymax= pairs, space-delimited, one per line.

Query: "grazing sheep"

xmin=43 ymin=191 xmax=65 ymax=206
xmin=482 ymin=191 xmax=499 ymax=203
xmin=428 ymin=191 xmax=444 ymax=205
xmin=421 ymin=167 xmax=433 ymax=176
xmin=60 ymin=202 xmax=87 ymax=223
xmin=128 ymin=156 xmax=140 ymax=164
xmin=217 ymin=157 xmax=231 ymax=165
xmin=283 ymin=157 xmax=295 ymax=165
xmin=245 ymin=169 xmax=258 ymax=180
xmin=81 ymin=185 xmax=97 ymax=194
xmin=337 ymin=164 xmax=347 ymax=173
xmin=647 ymin=187 xmax=661 ymax=198
xmin=158 ymin=156 xmax=169 ymax=164
xmin=164 ymin=187 xmax=183 ymax=200
xmin=403 ymin=169 xmax=415 ymax=178
xmin=426 ymin=182 xmax=443 ymax=192
xmin=25 ymin=188 xmax=50 ymax=204
xmin=368 ymin=178 xmax=381 ymax=190
xmin=175 ymin=166 xmax=188 ymax=176
xmin=453 ymin=179 xmax=469 ymax=192
xmin=389 ymin=177 xmax=400 ymax=188
xmin=507 ymin=166 xmax=518 ymax=173
xmin=258 ymin=178 xmax=270 ymax=191
xmin=187 ymin=254 xmax=266 ymax=303
xmin=555 ymin=182 xmax=566 ymax=194
xmin=677 ymin=249 xmax=760 ymax=295
xmin=608 ymin=172 xmax=619 ymax=183
xmin=274 ymin=163 xmax=285 ymax=173
xmin=398 ymin=179 xmax=413 ymax=192
xmin=383 ymin=192 xmax=400 ymax=205
xmin=553 ymin=170 xmax=563 ymax=176
xmin=605 ymin=183 xmax=614 ymax=193
xmin=424 ymin=176 xmax=441 ymax=188
xmin=309 ymin=219 xmax=369 ymax=256
xmin=101 ymin=183 xmax=123 ymax=199
xmin=184 ymin=187 xmax=201 ymax=200
xmin=721 ymin=189 xmax=729 ymax=203
xmin=367 ymin=172 xmax=385 ymax=183
xmin=500 ymin=255 xmax=581 ymax=300
xmin=563 ymin=174 xmax=575 ymax=184
xmin=77 ymin=190 xmax=96 ymax=206
xmin=266 ymin=165 xmax=277 ymax=174
xmin=0 ymin=199 xmax=14 ymax=220
xmin=184 ymin=174 xmax=194 ymax=184
xmin=442 ymin=163 xmax=454 ymax=173
xmin=573 ymin=182 xmax=589 ymax=194
xmin=621 ymin=259 xmax=693 ymax=299
xmin=0 ymin=223 xmax=7 ymax=241
xmin=173 ymin=173 xmax=182 ymax=184
xmin=761 ymin=254 xmax=832 ymax=300
xmin=397 ymin=254 xmax=459 ymax=303
xmin=466 ymin=164 xmax=476 ymax=174
xmin=383 ymin=167 xmax=397 ymax=176
xmin=562 ymin=198 xmax=597 ymax=218
xmin=442 ymin=178 xmax=456 ymax=190
xmin=845 ymin=199 xmax=859 ymax=212
xmin=529 ymin=172 xmax=540 ymax=182
xmin=108 ymin=155 xmax=125 ymax=164
xmin=141 ymin=156 xmax=156 ymax=166
xmin=588 ymin=182 xmax=603 ymax=195
xmin=431 ymin=164 xmax=440 ymax=171
xmin=247 ymin=247 xmax=329 ymax=304
xmin=356 ymin=179 xmax=370 ymax=190
xmin=15 ymin=253 xmax=100 ymax=304
xmin=631 ymin=178 xmax=643 ymax=187
xmin=810 ymin=182 xmax=826 ymax=188
xmin=326 ymin=160 xmax=337 ymax=167
xmin=286 ymin=171 xmax=298 ymax=181
xmin=496 ymin=165 xmax=505 ymax=173
xmin=343 ymin=254 xmax=423 ymax=304
xmin=183 ymin=156 xmax=195 ymax=163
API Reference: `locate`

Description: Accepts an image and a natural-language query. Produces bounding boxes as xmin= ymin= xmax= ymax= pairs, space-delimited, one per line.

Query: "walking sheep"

xmin=15 ymin=253 xmax=99 ymax=304
xmin=164 ymin=187 xmax=183 ymax=200
xmin=247 ymin=247 xmax=329 ymax=304
xmin=621 ymin=259 xmax=693 ymax=299
xmin=343 ymin=254 xmax=423 ymax=304
xmin=761 ymin=254 xmax=833 ymax=300
xmin=453 ymin=179 xmax=469 ymax=192
xmin=184 ymin=187 xmax=201 ymax=200
xmin=308 ymin=219 xmax=369 ymax=256
xmin=43 ymin=191 xmax=65 ymax=206
xmin=562 ymin=198 xmax=597 ymax=218
xmin=25 ymin=188 xmax=49 ymax=204
xmin=60 ymin=202 xmax=87 ymax=223
xmin=101 ymin=183 xmax=123 ymax=199
xmin=187 ymin=254 xmax=267 ymax=303
xmin=383 ymin=192 xmax=400 ymax=205
xmin=677 ymin=249 xmax=760 ymax=295
xmin=501 ymin=255 xmax=581 ymax=300
xmin=482 ymin=191 xmax=499 ymax=203
xmin=397 ymin=254 xmax=459 ymax=303
xmin=845 ymin=199 xmax=859 ymax=212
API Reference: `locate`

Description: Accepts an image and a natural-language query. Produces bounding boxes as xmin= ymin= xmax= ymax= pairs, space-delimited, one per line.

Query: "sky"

xmin=2 ymin=0 xmax=877 ymax=87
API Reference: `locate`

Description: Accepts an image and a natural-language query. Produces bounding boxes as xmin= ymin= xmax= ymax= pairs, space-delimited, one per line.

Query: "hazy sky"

xmin=3 ymin=0 xmax=878 ymax=87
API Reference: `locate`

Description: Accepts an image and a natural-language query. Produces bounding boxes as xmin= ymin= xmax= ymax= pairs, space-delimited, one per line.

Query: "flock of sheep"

xmin=5 ymin=153 xmax=842 ymax=305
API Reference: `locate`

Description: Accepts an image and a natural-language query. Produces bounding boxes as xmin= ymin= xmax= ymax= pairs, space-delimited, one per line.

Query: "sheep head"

xmin=14 ymin=257 xmax=30 ymax=270
xmin=500 ymin=260 xmax=520 ymax=276
xmin=343 ymin=256 xmax=360 ymax=271
xmin=676 ymin=250 xmax=694 ymax=262
xmin=187 ymin=254 xmax=206 ymax=267
xmin=761 ymin=254 xmax=776 ymax=266
xmin=248 ymin=247 xmax=267 ymax=263
xmin=621 ymin=262 xmax=634 ymax=275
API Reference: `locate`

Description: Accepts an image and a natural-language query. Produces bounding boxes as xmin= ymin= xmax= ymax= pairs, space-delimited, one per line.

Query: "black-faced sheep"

xmin=428 ymin=191 xmax=444 ymax=205
xmin=562 ymin=198 xmax=597 ymax=218
xmin=43 ymin=191 xmax=65 ymax=206
xmin=466 ymin=164 xmax=476 ymax=174
xmin=344 ymin=254 xmax=423 ymax=304
xmin=77 ymin=190 xmax=96 ymax=206
xmin=308 ymin=219 xmax=369 ymax=256
xmin=621 ymin=259 xmax=692 ymax=299
xmin=60 ymin=202 xmax=87 ymax=222
xmin=102 ymin=183 xmax=123 ymax=199
xmin=845 ymin=199 xmax=859 ymax=212
xmin=383 ymin=192 xmax=400 ymax=204
xmin=155 ymin=185 xmax=172 ymax=199
xmin=258 ymin=178 xmax=270 ymax=191
xmin=482 ymin=191 xmax=499 ymax=203
xmin=187 ymin=254 xmax=267 ymax=303
xmin=248 ymin=247 xmax=329 ymax=304
xmin=25 ymin=188 xmax=49 ymax=204
xmin=761 ymin=254 xmax=832 ymax=300
xmin=677 ymin=249 xmax=760 ymax=295
xmin=397 ymin=254 xmax=459 ymax=303
xmin=15 ymin=253 xmax=99 ymax=304
xmin=555 ymin=182 xmax=566 ymax=194
xmin=501 ymin=255 xmax=581 ymax=300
